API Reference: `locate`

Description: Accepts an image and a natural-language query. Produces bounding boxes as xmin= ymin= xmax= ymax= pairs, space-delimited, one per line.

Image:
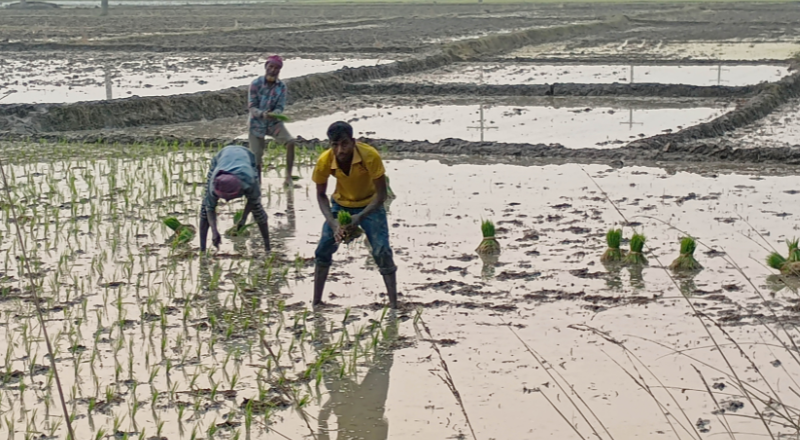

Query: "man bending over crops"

xmin=311 ymin=121 xmax=398 ymax=309
xmin=199 ymin=145 xmax=270 ymax=253
xmin=248 ymin=55 xmax=296 ymax=186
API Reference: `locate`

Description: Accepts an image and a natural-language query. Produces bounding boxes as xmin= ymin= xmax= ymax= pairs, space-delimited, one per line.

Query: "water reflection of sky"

xmin=0 ymin=56 xmax=390 ymax=104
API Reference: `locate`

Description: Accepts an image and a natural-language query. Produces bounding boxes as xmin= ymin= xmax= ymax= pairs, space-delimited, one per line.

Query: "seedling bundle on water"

xmin=624 ymin=233 xmax=648 ymax=265
xmin=670 ymin=236 xmax=703 ymax=272
xmin=601 ymin=228 xmax=624 ymax=263
xmin=476 ymin=220 xmax=500 ymax=255
xmin=163 ymin=217 xmax=196 ymax=247
xmin=767 ymin=238 xmax=800 ymax=276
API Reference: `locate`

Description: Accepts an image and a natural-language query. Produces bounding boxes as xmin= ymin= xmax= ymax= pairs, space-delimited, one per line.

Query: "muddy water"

xmin=0 ymin=53 xmax=392 ymax=104
xmin=279 ymin=99 xmax=732 ymax=147
xmin=508 ymin=40 xmax=800 ymax=61
xmin=381 ymin=62 xmax=789 ymax=87
xmin=2 ymin=143 xmax=800 ymax=439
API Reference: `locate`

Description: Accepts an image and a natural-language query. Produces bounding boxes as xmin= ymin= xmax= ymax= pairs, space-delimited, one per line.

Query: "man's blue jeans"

xmin=315 ymin=201 xmax=397 ymax=275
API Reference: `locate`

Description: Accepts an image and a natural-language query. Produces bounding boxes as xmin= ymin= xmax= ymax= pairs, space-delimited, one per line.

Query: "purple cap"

xmin=213 ymin=173 xmax=242 ymax=200
xmin=266 ymin=55 xmax=283 ymax=68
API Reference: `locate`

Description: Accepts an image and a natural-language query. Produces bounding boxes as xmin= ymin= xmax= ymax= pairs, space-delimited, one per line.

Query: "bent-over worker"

xmin=199 ymin=145 xmax=270 ymax=253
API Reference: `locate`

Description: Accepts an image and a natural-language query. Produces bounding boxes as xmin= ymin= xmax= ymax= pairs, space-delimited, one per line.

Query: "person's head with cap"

xmin=265 ymin=55 xmax=283 ymax=84
xmin=213 ymin=172 xmax=242 ymax=201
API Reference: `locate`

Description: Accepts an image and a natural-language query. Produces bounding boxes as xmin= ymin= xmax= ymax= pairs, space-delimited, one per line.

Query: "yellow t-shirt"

xmin=312 ymin=142 xmax=386 ymax=208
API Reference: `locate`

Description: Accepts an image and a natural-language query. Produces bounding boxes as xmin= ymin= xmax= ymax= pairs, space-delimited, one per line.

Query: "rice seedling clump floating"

xmin=670 ymin=236 xmax=703 ymax=272
xmin=476 ymin=220 xmax=500 ymax=255
xmin=601 ymin=228 xmax=624 ymax=263
xmin=624 ymin=233 xmax=647 ymax=265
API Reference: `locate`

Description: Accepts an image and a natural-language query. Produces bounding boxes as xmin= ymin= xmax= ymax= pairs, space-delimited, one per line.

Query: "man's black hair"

xmin=327 ymin=121 xmax=353 ymax=142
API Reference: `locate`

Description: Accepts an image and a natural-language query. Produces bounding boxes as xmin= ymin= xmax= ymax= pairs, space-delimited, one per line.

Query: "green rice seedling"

xmin=788 ymin=238 xmax=800 ymax=262
xmin=272 ymin=114 xmax=290 ymax=122
xmin=600 ymin=228 xmax=624 ymax=263
xmin=624 ymin=233 xmax=648 ymax=265
xmin=337 ymin=210 xmax=363 ymax=244
xmin=670 ymin=237 xmax=703 ymax=272
xmin=475 ymin=220 xmax=500 ymax=255
xmin=767 ymin=252 xmax=787 ymax=270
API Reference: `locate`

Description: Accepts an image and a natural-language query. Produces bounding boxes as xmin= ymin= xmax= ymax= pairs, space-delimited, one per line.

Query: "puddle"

xmin=507 ymin=40 xmax=800 ymax=61
xmin=0 ymin=53 xmax=393 ymax=104
xmin=275 ymin=99 xmax=732 ymax=147
xmin=2 ymin=142 xmax=800 ymax=439
xmin=382 ymin=62 xmax=789 ymax=87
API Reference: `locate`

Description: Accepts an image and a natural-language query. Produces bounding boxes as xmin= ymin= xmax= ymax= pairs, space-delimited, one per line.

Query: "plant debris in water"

xmin=600 ymin=228 xmax=624 ymax=263
xmin=624 ymin=233 xmax=647 ymax=265
xmin=670 ymin=236 xmax=703 ymax=272
xmin=476 ymin=219 xmax=500 ymax=255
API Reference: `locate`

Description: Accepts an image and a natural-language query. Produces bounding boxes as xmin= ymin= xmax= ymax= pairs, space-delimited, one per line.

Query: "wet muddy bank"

xmin=629 ymin=71 xmax=800 ymax=149
xmin=346 ymin=82 xmax=762 ymax=99
xmin=3 ymin=131 xmax=800 ymax=166
xmin=487 ymin=56 xmax=794 ymax=66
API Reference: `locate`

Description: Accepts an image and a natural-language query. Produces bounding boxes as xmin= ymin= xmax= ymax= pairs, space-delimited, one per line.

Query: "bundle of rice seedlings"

xmin=163 ymin=217 xmax=195 ymax=247
xmin=787 ymin=238 xmax=800 ymax=262
xmin=272 ymin=114 xmax=290 ymax=122
xmin=475 ymin=220 xmax=500 ymax=255
xmin=163 ymin=217 xmax=182 ymax=232
xmin=624 ymin=233 xmax=647 ymax=265
xmin=337 ymin=210 xmax=362 ymax=243
xmin=670 ymin=236 xmax=703 ymax=272
xmin=782 ymin=261 xmax=800 ymax=276
xmin=767 ymin=252 xmax=787 ymax=271
xmin=600 ymin=228 xmax=624 ymax=263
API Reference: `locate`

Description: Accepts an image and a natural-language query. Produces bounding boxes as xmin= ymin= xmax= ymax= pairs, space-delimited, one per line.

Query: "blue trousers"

xmin=315 ymin=201 xmax=397 ymax=275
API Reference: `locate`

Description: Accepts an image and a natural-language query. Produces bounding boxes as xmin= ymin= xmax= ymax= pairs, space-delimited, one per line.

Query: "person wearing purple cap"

xmin=247 ymin=55 xmax=296 ymax=187
xmin=199 ymin=145 xmax=271 ymax=253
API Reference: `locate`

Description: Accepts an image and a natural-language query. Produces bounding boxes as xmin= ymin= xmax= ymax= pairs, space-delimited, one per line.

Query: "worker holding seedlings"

xmin=199 ymin=145 xmax=271 ymax=253
xmin=247 ymin=54 xmax=296 ymax=187
xmin=311 ymin=121 xmax=398 ymax=309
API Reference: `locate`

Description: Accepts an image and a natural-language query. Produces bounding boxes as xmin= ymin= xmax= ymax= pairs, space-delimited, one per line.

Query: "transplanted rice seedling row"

xmin=0 ymin=140 xmax=401 ymax=440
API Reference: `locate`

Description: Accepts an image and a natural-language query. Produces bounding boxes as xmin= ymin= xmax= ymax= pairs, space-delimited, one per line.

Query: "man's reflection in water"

xmin=314 ymin=314 xmax=399 ymax=440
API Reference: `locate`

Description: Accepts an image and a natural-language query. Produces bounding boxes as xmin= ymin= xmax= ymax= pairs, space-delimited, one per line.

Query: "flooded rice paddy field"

xmin=723 ymin=98 xmax=800 ymax=149
xmin=3 ymin=141 xmax=800 ymax=438
xmin=506 ymin=40 xmax=800 ymax=62
xmin=64 ymin=95 xmax=734 ymax=149
xmin=376 ymin=62 xmax=789 ymax=87
xmin=0 ymin=53 xmax=394 ymax=104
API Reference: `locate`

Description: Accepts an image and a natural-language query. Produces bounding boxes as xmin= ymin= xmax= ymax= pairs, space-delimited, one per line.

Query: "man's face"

xmin=265 ymin=62 xmax=281 ymax=82
xmin=331 ymin=137 xmax=355 ymax=165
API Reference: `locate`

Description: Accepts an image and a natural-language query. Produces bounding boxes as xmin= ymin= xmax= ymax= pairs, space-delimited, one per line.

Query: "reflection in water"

xmin=602 ymin=261 xmax=623 ymax=291
xmin=766 ymin=274 xmax=800 ymax=295
xmin=314 ymin=314 xmax=399 ymax=440
xmin=678 ymin=275 xmax=698 ymax=297
xmin=104 ymin=63 xmax=113 ymax=101
xmin=479 ymin=253 xmax=499 ymax=280
xmin=628 ymin=264 xmax=645 ymax=291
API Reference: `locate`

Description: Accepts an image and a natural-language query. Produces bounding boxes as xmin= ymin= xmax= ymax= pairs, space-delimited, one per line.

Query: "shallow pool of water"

xmin=278 ymin=100 xmax=732 ymax=148
xmin=0 ymin=53 xmax=391 ymax=104
xmin=383 ymin=62 xmax=789 ymax=86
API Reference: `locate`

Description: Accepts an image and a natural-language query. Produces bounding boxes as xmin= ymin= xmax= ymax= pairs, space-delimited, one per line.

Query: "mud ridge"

xmin=483 ymin=56 xmax=793 ymax=66
xmin=628 ymin=70 xmax=800 ymax=150
xmin=0 ymin=15 xmax=635 ymax=134
xmin=345 ymin=82 xmax=761 ymax=99
xmin=3 ymin=132 xmax=800 ymax=165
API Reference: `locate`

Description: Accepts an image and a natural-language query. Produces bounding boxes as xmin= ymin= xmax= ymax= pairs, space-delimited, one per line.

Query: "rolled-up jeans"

xmin=314 ymin=201 xmax=397 ymax=275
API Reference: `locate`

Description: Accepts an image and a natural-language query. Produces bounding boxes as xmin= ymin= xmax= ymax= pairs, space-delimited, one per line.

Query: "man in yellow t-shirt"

xmin=311 ymin=121 xmax=398 ymax=308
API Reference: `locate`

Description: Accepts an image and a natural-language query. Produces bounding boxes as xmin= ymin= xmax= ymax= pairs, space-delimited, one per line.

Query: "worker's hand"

xmin=264 ymin=112 xmax=276 ymax=121
xmin=332 ymin=222 xmax=346 ymax=244
xmin=212 ymin=231 xmax=221 ymax=248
